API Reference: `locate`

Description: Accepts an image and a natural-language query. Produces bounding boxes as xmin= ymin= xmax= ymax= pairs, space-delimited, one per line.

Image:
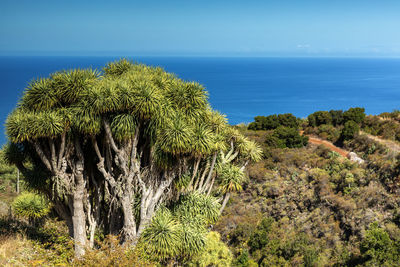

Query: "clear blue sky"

xmin=1 ymin=0 xmax=400 ymax=56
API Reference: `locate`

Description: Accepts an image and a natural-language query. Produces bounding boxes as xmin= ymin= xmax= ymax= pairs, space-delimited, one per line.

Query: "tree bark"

xmin=219 ymin=192 xmax=231 ymax=214
xmin=188 ymin=158 xmax=201 ymax=190
xmin=72 ymin=171 xmax=87 ymax=258
xmin=72 ymin=139 xmax=88 ymax=258
xmin=121 ymin=194 xmax=137 ymax=242
xmin=200 ymin=152 xmax=217 ymax=192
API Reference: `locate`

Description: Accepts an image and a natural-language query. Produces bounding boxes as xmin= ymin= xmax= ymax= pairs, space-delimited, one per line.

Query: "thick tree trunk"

xmin=219 ymin=192 xmax=231 ymax=214
xmin=72 ymin=139 xmax=88 ymax=258
xmin=121 ymin=194 xmax=137 ymax=242
xmin=72 ymin=171 xmax=87 ymax=258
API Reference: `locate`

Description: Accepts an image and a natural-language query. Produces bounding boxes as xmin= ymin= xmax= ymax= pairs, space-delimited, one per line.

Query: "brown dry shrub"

xmin=75 ymin=235 xmax=153 ymax=267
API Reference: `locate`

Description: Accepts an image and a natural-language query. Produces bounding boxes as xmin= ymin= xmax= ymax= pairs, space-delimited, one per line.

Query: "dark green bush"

xmin=248 ymin=114 xmax=299 ymax=131
xmin=341 ymin=120 xmax=360 ymax=141
xmin=329 ymin=109 xmax=344 ymax=126
xmin=343 ymin=107 xmax=366 ymax=124
xmin=248 ymin=217 xmax=274 ymax=252
xmin=308 ymin=111 xmax=332 ymax=127
xmin=360 ymin=222 xmax=400 ymax=265
xmin=272 ymin=126 xmax=308 ymax=148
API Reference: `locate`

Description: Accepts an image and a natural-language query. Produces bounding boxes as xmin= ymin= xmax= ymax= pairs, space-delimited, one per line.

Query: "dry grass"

xmin=0 ymin=234 xmax=40 ymax=267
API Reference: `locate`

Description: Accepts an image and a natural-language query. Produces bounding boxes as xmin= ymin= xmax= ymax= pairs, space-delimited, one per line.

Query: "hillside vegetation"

xmin=216 ymin=108 xmax=400 ymax=266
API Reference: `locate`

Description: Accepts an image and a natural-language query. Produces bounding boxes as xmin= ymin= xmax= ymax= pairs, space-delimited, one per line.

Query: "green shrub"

xmin=360 ymin=222 xmax=400 ymax=265
xmin=188 ymin=231 xmax=233 ymax=267
xmin=270 ymin=126 xmax=308 ymax=148
xmin=329 ymin=109 xmax=344 ymax=126
xmin=248 ymin=217 xmax=274 ymax=252
xmin=343 ymin=107 xmax=366 ymax=124
xmin=248 ymin=114 xmax=299 ymax=131
xmin=308 ymin=111 xmax=332 ymax=127
xmin=341 ymin=120 xmax=359 ymax=141
xmin=12 ymin=192 xmax=50 ymax=224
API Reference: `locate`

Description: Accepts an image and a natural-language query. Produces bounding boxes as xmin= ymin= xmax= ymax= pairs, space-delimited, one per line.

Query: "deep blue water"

xmin=1 ymin=56 xmax=400 ymax=144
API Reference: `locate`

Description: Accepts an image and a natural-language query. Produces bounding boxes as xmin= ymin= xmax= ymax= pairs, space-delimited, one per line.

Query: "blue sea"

xmin=1 ymin=56 xmax=400 ymax=144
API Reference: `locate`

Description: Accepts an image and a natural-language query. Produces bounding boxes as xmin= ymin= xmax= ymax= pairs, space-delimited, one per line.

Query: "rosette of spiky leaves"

xmin=190 ymin=124 xmax=214 ymax=157
xmin=167 ymin=80 xmax=208 ymax=118
xmin=51 ymin=68 xmax=100 ymax=105
xmin=174 ymin=192 xmax=221 ymax=224
xmin=211 ymin=133 xmax=229 ymax=153
xmin=178 ymin=213 xmax=207 ymax=259
xmin=110 ymin=113 xmax=137 ymax=141
xmin=140 ymin=208 xmax=182 ymax=261
xmin=6 ymin=110 xmax=66 ymax=143
xmin=218 ymin=163 xmax=245 ymax=194
xmin=20 ymin=78 xmax=58 ymax=111
xmin=205 ymin=110 xmax=228 ymax=134
xmin=158 ymin=113 xmax=193 ymax=155
xmin=12 ymin=192 xmax=50 ymax=220
xmin=129 ymin=77 xmax=165 ymax=120
xmin=83 ymin=78 xmax=121 ymax=115
xmin=70 ymin=105 xmax=102 ymax=136
xmin=150 ymin=70 xmax=175 ymax=91
xmin=103 ymin=58 xmax=134 ymax=77
xmin=236 ymin=138 xmax=263 ymax=162
xmin=224 ymin=127 xmax=243 ymax=144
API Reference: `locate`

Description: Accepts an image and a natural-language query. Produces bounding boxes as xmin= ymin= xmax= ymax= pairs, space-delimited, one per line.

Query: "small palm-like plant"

xmin=237 ymin=138 xmax=263 ymax=163
xmin=140 ymin=208 xmax=181 ymax=262
xmin=12 ymin=192 xmax=50 ymax=224
xmin=218 ymin=163 xmax=245 ymax=213
xmin=219 ymin=163 xmax=245 ymax=194
xmin=174 ymin=192 xmax=221 ymax=224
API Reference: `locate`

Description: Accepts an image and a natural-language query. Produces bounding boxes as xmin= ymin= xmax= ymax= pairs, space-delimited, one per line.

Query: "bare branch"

xmin=33 ymin=142 xmax=52 ymax=171
xmin=57 ymin=131 xmax=66 ymax=169
xmin=49 ymin=139 xmax=58 ymax=171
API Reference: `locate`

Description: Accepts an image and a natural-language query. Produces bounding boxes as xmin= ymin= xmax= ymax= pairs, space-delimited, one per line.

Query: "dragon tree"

xmin=6 ymin=59 xmax=262 ymax=257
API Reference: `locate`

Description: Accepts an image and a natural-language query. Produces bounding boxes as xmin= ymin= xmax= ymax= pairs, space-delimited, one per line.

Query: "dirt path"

xmin=307 ymin=136 xmax=349 ymax=157
xmin=361 ymin=131 xmax=400 ymax=154
xmin=300 ymin=131 xmax=350 ymax=157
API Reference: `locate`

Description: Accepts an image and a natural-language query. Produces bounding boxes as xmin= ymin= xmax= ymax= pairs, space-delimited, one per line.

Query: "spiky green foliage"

xmin=140 ymin=208 xmax=182 ymax=261
xmin=167 ymin=81 xmax=208 ymax=118
xmin=190 ymin=124 xmax=214 ymax=157
xmin=219 ymin=163 xmax=245 ymax=194
xmin=111 ymin=114 xmax=137 ymax=141
xmin=6 ymin=110 xmax=66 ymax=142
xmin=103 ymin=58 xmax=134 ymax=77
xmin=12 ymin=192 xmax=50 ymax=219
xmin=20 ymin=78 xmax=58 ymax=111
xmin=237 ymin=138 xmax=263 ymax=162
xmin=175 ymin=192 xmax=221 ymax=224
xmin=158 ymin=114 xmax=193 ymax=155
xmin=141 ymin=192 xmax=222 ymax=263
xmin=52 ymin=69 xmax=100 ymax=104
